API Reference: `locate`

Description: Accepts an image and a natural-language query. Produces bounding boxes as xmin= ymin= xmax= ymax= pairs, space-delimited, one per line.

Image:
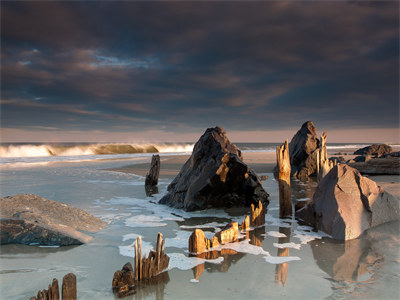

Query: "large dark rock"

xmin=289 ymin=121 xmax=321 ymax=179
xmin=353 ymin=144 xmax=392 ymax=157
xmin=297 ymin=164 xmax=400 ymax=240
xmin=159 ymin=126 xmax=269 ymax=211
xmin=0 ymin=194 xmax=107 ymax=246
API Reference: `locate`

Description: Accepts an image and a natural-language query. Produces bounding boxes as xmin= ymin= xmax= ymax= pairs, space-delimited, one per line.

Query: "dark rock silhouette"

xmin=159 ymin=126 xmax=269 ymax=211
xmin=353 ymin=144 xmax=392 ymax=157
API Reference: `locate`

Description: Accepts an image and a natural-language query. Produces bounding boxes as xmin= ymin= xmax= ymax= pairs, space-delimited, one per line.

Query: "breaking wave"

xmin=0 ymin=143 xmax=194 ymax=158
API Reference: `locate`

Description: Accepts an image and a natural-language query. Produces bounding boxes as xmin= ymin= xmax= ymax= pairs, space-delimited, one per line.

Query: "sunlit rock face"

xmin=297 ymin=164 xmax=400 ymax=240
xmin=159 ymin=126 xmax=269 ymax=211
xmin=289 ymin=121 xmax=321 ymax=180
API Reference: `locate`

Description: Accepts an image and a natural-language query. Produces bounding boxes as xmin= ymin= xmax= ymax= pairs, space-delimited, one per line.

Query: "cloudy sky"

xmin=1 ymin=1 xmax=399 ymax=143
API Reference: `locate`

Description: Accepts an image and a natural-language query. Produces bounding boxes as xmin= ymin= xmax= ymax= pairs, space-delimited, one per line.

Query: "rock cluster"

xmin=297 ymin=164 xmax=400 ymax=240
xmin=159 ymin=126 xmax=269 ymax=211
xmin=0 ymin=194 xmax=106 ymax=246
xmin=288 ymin=121 xmax=321 ymax=180
xmin=30 ymin=273 xmax=76 ymax=300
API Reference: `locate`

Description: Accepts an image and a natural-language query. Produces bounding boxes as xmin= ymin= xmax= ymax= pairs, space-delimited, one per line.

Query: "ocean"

xmin=0 ymin=143 xmax=399 ymax=299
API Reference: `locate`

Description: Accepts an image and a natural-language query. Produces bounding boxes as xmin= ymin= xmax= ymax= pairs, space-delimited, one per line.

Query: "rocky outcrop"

xmin=0 ymin=194 xmax=106 ymax=246
xmin=159 ymin=126 xmax=269 ymax=211
xmin=353 ymin=144 xmax=392 ymax=157
xmin=297 ymin=164 xmax=400 ymax=240
xmin=289 ymin=121 xmax=321 ymax=179
xmin=348 ymin=157 xmax=400 ymax=175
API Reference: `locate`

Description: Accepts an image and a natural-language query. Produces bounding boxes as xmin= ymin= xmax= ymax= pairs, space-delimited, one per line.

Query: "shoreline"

xmin=107 ymin=150 xmax=400 ymax=199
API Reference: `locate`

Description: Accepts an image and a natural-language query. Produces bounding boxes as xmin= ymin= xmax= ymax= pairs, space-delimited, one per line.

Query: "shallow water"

xmin=0 ymin=155 xmax=399 ymax=299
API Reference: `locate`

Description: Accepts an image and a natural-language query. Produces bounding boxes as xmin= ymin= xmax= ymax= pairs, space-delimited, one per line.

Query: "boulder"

xmin=288 ymin=121 xmax=321 ymax=179
xmin=297 ymin=164 xmax=400 ymax=240
xmin=354 ymin=155 xmax=370 ymax=162
xmin=0 ymin=194 xmax=106 ymax=246
xmin=112 ymin=263 xmax=136 ymax=297
xmin=353 ymin=144 xmax=392 ymax=157
xmin=159 ymin=126 xmax=269 ymax=211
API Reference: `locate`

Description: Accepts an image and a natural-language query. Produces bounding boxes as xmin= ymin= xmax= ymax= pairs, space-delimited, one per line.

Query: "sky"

xmin=1 ymin=1 xmax=399 ymax=143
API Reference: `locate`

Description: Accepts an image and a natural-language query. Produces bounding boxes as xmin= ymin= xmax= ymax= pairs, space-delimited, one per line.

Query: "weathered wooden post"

xmin=276 ymin=140 xmax=292 ymax=217
xmin=61 ymin=273 xmax=77 ymax=300
xmin=145 ymin=155 xmax=160 ymax=187
xmin=318 ymin=132 xmax=334 ymax=181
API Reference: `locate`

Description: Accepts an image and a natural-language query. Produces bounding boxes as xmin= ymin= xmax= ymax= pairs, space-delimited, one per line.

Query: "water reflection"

xmin=274 ymin=227 xmax=291 ymax=286
xmin=310 ymin=221 xmax=399 ymax=296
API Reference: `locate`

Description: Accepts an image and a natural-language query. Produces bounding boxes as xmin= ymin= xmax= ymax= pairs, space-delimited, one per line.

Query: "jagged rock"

xmin=159 ymin=126 xmax=269 ymax=211
xmin=348 ymin=157 xmax=400 ymax=175
xmin=383 ymin=151 xmax=400 ymax=158
xmin=145 ymin=155 xmax=160 ymax=187
xmin=353 ymin=144 xmax=392 ymax=157
xmin=297 ymin=164 xmax=400 ymax=240
xmin=215 ymin=222 xmax=239 ymax=244
xmin=0 ymin=194 xmax=106 ymax=246
xmin=62 ymin=273 xmax=77 ymax=300
xmin=289 ymin=121 xmax=321 ymax=179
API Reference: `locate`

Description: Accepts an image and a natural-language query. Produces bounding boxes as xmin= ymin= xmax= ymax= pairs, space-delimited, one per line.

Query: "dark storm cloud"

xmin=1 ymin=1 xmax=398 ymax=134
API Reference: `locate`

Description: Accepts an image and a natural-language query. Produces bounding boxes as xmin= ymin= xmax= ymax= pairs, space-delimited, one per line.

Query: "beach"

xmin=1 ymin=144 xmax=399 ymax=299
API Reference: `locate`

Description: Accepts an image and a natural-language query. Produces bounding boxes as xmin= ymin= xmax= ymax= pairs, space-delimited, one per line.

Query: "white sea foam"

xmin=122 ymin=233 xmax=141 ymax=242
xmin=296 ymin=198 xmax=311 ymax=202
xmin=218 ymin=239 xmax=270 ymax=256
xmin=165 ymin=230 xmax=192 ymax=249
xmin=266 ymin=231 xmax=287 ymax=238
xmin=273 ymin=242 xmax=302 ymax=250
xmin=99 ymin=213 xmax=131 ymax=224
xmin=264 ymin=256 xmax=301 ymax=264
xmin=119 ymin=240 xmax=153 ymax=258
xmin=167 ymin=253 xmax=224 ymax=271
xmin=293 ymin=229 xmax=330 ymax=244
xmin=125 ymin=215 xmax=168 ymax=227
xmin=190 ymin=279 xmax=200 ymax=283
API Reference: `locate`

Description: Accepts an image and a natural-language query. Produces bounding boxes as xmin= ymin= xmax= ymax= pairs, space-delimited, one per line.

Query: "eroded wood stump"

xmin=277 ymin=140 xmax=292 ymax=217
xmin=215 ymin=222 xmax=239 ymax=245
xmin=145 ymin=155 xmax=160 ymax=187
xmin=250 ymin=200 xmax=265 ymax=227
xmin=62 ymin=273 xmax=77 ymax=300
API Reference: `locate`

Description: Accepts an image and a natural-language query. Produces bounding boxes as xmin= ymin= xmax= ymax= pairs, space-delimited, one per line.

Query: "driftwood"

xmin=145 ymin=155 xmax=160 ymax=187
xmin=112 ymin=263 xmax=135 ymax=297
xmin=135 ymin=233 xmax=169 ymax=281
xmin=30 ymin=274 xmax=75 ymax=300
xmin=317 ymin=132 xmax=335 ymax=181
xmin=276 ymin=140 xmax=292 ymax=217
xmin=250 ymin=200 xmax=265 ymax=227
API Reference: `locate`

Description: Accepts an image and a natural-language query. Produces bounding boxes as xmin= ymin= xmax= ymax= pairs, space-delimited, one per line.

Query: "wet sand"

xmin=109 ymin=151 xmax=400 ymax=198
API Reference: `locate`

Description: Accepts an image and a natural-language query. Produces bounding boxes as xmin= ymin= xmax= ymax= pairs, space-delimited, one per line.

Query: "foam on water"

xmin=122 ymin=233 xmax=142 ymax=242
xmin=165 ymin=230 xmax=192 ymax=249
xmin=125 ymin=215 xmax=168 ymax=227
xmin=99 ymin=213 xmax=131 ymax=224
xmin=167 ymin=253 xmax=224 ymax=271
xmin=119 ymin=240 xmax=153 ymax=258
xmin=266 ymin=231 xmax=287 ymax=238
xmin=292 ymin=229 xmax=331 ymax=244
xmin=264 ymin=256 xmax=301 ymax=264
xmin=273 ymin=242 xmax=302 ymax=250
